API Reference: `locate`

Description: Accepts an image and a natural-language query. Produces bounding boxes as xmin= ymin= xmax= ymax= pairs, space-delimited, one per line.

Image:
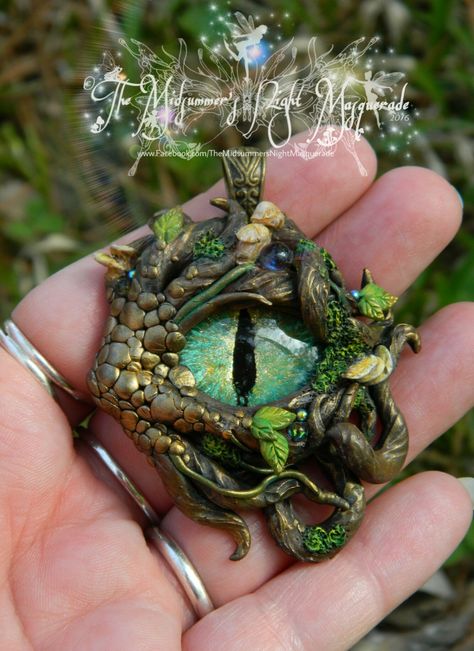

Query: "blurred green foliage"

xmin=0 ymin=0 xmax=472 ymax=559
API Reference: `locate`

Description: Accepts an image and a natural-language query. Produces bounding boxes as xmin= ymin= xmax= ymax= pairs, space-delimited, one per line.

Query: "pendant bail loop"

xmin=222 ymin=148 xmax=266 ymax=218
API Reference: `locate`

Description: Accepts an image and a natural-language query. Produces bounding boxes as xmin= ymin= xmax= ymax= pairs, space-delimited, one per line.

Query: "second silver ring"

xmin=80 ymin=429 xmax=214 ymax=619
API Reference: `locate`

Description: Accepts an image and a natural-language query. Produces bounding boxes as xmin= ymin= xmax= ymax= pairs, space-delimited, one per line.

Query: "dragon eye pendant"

xmin=88 ymin=150 xmax=420 ymax=562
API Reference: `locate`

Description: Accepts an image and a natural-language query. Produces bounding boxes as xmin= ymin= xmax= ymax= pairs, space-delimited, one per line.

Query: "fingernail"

xmin=458 ymin=477 xmax=474 ymax=508
xmin=451 ymin=185 xmax=464 ymax=209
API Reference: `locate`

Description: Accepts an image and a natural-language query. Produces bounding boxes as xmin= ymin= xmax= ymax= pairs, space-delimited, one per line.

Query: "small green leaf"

xmin=260 ymin=433 xmax=289 ymax=473
xmin=250 ymin=422 xmax=277 ymax=442
xmin=152 ymin=207 xmax=184 ymax=244
xmin=357 ymin=283 xmax=397 ymax=320
xmin=252 ymin=406 xmax=296 ymax=431
xmin=251 ymin=409 xmax=295 ymax=466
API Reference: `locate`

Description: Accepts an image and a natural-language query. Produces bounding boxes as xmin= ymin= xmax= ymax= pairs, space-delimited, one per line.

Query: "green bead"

xmin=296 ymin=409 xmax=308 ymax=422
xmin=288 ymin=422 xmax=307 ymax=442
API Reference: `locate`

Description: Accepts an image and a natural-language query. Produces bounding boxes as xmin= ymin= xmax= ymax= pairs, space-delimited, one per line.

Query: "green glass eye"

xmin=180 ymin=308 xmax=320 ymax=407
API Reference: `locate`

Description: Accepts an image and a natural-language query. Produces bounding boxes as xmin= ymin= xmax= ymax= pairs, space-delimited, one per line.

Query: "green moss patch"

xmin=193 ymin=231 xmax=225 ymax=260
xmin=312 ymin=297 xmax=367 ymax=394
xmin=303 ymin=523 xmax=347 ymax=554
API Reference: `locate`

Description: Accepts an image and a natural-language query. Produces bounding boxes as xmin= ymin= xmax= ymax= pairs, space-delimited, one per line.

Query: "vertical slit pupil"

xmin=233 ymin=309 xmax=256 ymax=406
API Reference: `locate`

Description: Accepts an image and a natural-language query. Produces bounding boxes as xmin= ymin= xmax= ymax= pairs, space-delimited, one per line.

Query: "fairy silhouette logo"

xmin=224 ymin=13 xmax=268 ymax=80
xmin=83 ymin=11 xmax=412 ymax=175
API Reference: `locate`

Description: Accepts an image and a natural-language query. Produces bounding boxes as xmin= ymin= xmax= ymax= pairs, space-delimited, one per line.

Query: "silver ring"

xmin=0 ymin=319 xmax=214 ymax=617
xmin=0 ymin=319 xmax=86 ymax=401
xmin=147 ymin=528 xmax=215 ymax=620
xmin=79 ymin=430 xmax=214 ymax=618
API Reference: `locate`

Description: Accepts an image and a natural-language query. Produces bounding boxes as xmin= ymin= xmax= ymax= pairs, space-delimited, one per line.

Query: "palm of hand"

xmin=4 ymin=138 xmax=473 ymax=651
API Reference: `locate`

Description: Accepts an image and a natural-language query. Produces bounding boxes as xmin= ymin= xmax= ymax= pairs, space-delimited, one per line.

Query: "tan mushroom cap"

xmin=236 ymin=222 xmax=272 ymax=243
xmin=250 ymin=201 xmax=286 ymax=229
xmin=235 ymin=223 xmax=272 ymax=264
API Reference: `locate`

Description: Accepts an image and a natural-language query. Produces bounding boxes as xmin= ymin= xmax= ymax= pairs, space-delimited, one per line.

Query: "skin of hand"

xmin=3 ymin=133 xmax=473 ymax=651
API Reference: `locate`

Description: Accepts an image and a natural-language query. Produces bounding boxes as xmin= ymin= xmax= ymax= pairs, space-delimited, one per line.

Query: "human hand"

xmin=5 ymin=136 xmax=473 ymax=650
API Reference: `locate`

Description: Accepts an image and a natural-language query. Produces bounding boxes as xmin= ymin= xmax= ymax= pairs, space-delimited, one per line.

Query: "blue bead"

xmin=127 ymin=269 xmax=136 ymax=279
xmin=351 ymin=289 xmax=360 ymax=299
xmin=259 ymin=244 xmax=293 ymax=271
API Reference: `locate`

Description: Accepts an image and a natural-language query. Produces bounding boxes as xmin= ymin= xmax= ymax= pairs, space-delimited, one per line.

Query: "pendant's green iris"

xmin=180 ymin=308 xmax=320 ymax=407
